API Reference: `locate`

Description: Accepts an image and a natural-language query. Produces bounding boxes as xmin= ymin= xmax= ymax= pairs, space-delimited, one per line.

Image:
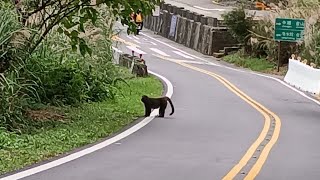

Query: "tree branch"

xmin=29 ymin=4 xmax=81 ymax=54
xmin=27 ymin=0 xmax=58 ymax=17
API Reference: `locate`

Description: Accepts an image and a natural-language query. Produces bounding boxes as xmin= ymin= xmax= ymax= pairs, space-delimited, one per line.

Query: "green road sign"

xmin=274 ymin=18 xmax=305 ymax=42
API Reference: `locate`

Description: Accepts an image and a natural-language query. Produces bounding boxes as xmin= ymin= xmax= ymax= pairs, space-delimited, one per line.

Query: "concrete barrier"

xmin=161 ymin=10 xmax=170 ymax=37
xmin=168 ymin=5 xmax=174 ymax=14
xmin=162 ymin=3 xmax=168 ymax=10
xmin=284 ymin=59 xmax=320 ymax=94
xmin=200 ymin=25 xmax=211 ymax=54
xmin=177 ymin=7 xmax=184 ymax=16
xmin=200 ymin=16 xmax=208 ymax=25
xmin=181 ymin=9 xmax=187 ymax=17
xmin=192 ymin=22 xmax=201 ymax=50
xmin=197 ymin=24 xmax=205 ymax=52
xmin=207 ymin=28 xmax=215 ymax=56
xmin=186 ymin=10 xmax=193 ymax=19
xmin=207 ymin=17 xmax=218 ymax=27
xmin=193 ymin=13 xmax=201 ymax=22
xmin=178 ymin=17 xmax=187 ymax=44
xmin=156 ymin=15 xmax=163 ymax=34
xmin=142 ymin=3 xmax=239 ymax=58
xmin=185 ymin=19 xmax=193 ymax=47
xmin=149 ymin=16 xmax=154 ymax=31
xmin=172 ymin=6 xmax=178 ymax=14
xmin=145 ymin=15 xmax=152 ymax=29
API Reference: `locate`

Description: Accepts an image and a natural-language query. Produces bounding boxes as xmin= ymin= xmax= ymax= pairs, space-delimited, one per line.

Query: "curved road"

xmin=2 ymin=25 xmax=320 ymax=180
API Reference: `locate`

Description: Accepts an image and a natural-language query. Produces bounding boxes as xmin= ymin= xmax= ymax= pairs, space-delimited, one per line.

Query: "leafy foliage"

xmin=0 ymin=3 xmax=37 ymax=131
xmin=0 ymin=2 xmax=30 ymax=73
xmin=222 ymin=0 xmax=320 ymax=67
xmin=22 ymin=8 xmax=121 ymax=106
xmin=246 ymin=0 xmax=320 ymax=66
xmin=17 ymin=0 xmax=161 ymax=56
xmin=0 ymin=0 xmax=160 ymax=131
xmin=0 ymin=70 xmax=39 ymax=132
xmin=222 ymin=5 xmax=253 ymax=44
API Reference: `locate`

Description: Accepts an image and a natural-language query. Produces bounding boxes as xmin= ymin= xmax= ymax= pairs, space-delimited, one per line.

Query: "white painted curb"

xmin=0 ymin=71 xmax=173 ymax=180
xmin=284 ymin=59 xmax=320 ymax=95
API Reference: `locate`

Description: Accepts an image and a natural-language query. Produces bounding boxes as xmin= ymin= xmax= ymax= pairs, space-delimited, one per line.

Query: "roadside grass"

xmin=0 ymin=73 xmax=163 ymax=175
xmin=222 ymin=52 xmax=288 ymax=76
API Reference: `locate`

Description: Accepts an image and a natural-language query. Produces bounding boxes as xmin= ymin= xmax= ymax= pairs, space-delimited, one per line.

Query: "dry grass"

xmin=264 ymin=65 xmax=288 ymax=76
xmin=249 ymin=0 xmax=320 ymax=66
xmin=26 ymin=108 xmax=65 ymax=122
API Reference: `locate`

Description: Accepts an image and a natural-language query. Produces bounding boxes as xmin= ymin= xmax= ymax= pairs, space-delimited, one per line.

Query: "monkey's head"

xmin=141 ymin=95 xmax=149 ymax=103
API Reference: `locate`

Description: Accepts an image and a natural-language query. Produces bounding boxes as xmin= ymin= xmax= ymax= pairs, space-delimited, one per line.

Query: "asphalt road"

xmin=3 ymin=25 xmax=320 ymax=180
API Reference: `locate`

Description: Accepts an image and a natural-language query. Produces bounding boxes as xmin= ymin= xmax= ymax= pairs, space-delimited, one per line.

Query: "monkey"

xmin=141 ymin=95 xmax=174 ymax=117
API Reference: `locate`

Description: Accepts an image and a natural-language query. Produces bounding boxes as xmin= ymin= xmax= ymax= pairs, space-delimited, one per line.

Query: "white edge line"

xmin=126 ymin=35 xmax=133 ymax=40
xmin=193 ymin=6 xmax=226 ymax=11
xmin=172 ymin=51 xmax=194 ymax=59
xmin=149 ymin=48 xmax=170 ymax=57
xmin=219 ymin=64 xmax=320 ymax=105
xmin=133 ymin=39 xmax=141 ymax=44
xmin=0 ymin=71 xmax=173 ymax=180
xmin=209 ymin=59 xmax=320 ymax=105
xmin=126 ymin=46 xmax=147 ymax=55
xmin=150 ymin=41 xmax=157 ymax=45
xmin=140 ymin=32 xmax=215 ymax=64
xmin=141 ymin=32 xmax=320 ymax=106
xmin=112 ymin=47 xmax=123 ymax=53
xmin=250 ymin=72 xmax=320 ymax=106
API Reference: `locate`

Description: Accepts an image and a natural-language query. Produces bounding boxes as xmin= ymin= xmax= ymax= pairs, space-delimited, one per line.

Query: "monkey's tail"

xmin=166 ymin=97 xmax=174 ymax=115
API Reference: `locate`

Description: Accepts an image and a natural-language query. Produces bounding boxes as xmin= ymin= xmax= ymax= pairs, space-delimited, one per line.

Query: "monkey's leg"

xmin=145 ymin=107 xmax=151 ymax=117
xmin=158 ymin=105 xmax=166 ymax=117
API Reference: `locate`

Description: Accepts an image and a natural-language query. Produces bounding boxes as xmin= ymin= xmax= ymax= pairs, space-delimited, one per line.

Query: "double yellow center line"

xmin=155 ymin=55 xmax=281 ymax=179
xmin=111 ymin=34 xmax=281 ymax=179
xmin=112 ymin=35 xmax=140 ymax=48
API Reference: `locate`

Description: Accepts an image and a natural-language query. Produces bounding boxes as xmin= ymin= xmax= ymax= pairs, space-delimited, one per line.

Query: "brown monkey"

xmin=141 ymin=95 xmax=174 ymax=117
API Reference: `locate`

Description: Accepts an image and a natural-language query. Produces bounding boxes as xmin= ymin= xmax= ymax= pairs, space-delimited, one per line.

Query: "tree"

xmin=222 ymin=5 xmax=253 ymax=54
xmin=16 ymin=0 xmax=161 ymax=55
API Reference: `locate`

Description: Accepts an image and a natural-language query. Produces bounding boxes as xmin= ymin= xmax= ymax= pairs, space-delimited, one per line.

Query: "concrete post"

xmin=200 ymin=16 xmax=208 ymax=25
xmin=186 ymin=19 xmax=194 ymax=48
xmin=192 ymin=22 xmax=201 ymax=50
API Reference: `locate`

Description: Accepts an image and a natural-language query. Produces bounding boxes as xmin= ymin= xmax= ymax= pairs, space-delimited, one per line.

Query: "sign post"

xmin=274 ymin=18 xmax=305 ymax=71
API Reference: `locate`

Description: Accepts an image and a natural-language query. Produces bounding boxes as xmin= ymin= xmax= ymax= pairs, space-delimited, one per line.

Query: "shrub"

xmin=0 ymin=2 xmax=36 ymax=131
xmin=0 ymin=3 xmax=121 ymax=131
xmin=0 ymin=64 xmax=40 ymax=132
xmin=222 ymin=4 xmax=254 ymax=51
xmin=33 ymin=7 xmax=121 ymax=105
xmin=24 ymin=28 xmax=118 ymax=105
xmin=231 ymin=0 xmax=320 ymax=66
xmin=249 ymin=19 xmax=278 ymax=61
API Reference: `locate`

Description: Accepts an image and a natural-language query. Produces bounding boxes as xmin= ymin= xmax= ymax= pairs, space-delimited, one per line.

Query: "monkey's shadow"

xmin=154 ymin=116 xmax=174 ymax=120
xmin=137 ymin=115 xmax=174 ymax=120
